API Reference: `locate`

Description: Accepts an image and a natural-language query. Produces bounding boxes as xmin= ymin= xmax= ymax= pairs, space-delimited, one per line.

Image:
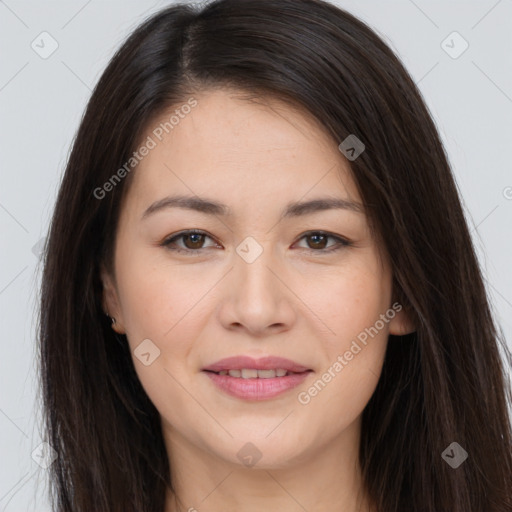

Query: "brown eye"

xmin=161 ymin=230 xmax=219 ymax=254
xmin=181 ymin=232 xmax=206 ymax=249
xmin=306 ymin=233 xmax=328 ymax=249
xmin=295 ymin=231 xmax=352 ymax=253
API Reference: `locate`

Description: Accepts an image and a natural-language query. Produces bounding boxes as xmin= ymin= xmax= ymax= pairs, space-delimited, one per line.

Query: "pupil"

xmin=310 ymin=234 xmax=326 ymax=249
xmin=186 ymin=233 xmax=203 ymax=249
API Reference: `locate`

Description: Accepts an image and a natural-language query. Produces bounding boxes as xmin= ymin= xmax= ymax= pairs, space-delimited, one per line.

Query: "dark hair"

xmin=38 ymin=0 xmax=512 ymax=510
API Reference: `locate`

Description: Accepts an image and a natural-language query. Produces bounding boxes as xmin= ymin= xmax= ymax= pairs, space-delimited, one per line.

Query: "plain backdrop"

xmin=1 ymin=1 xmax=511 ymax=510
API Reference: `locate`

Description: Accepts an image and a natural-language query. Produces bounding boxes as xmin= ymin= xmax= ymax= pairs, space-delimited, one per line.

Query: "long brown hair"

xmin=37 ymin=0 xmax=512 ymax=510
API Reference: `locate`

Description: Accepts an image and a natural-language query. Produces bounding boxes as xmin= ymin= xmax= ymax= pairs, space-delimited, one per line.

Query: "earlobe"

xmin=388 ymin=306 xmax=416 ymax=336
xmin=100 ymin=263 xmax=126 ymax=335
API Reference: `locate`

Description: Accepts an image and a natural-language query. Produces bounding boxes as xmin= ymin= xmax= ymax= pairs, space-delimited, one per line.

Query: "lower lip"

xmin=203 ymin=371 xmax=311 ymax=400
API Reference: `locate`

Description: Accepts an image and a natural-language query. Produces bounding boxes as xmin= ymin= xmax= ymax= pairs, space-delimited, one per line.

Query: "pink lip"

xmin=204 ymin=371 xmax=311 ymax=400
xmin=201 ymin=355 xmax=312 ymax=401
xmin=202 ymin=355 xmax=310 ymax=373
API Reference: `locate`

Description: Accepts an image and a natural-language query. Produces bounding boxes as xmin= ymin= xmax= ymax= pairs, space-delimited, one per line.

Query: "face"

xmin=102 ymin=88 xmax=412 ymax=470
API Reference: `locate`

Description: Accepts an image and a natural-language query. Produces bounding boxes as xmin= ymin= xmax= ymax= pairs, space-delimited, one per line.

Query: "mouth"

xmin=201 ymin=356 xmax=313 ymax=400
xmin=203 ymin=368 xmax=308 ymax=378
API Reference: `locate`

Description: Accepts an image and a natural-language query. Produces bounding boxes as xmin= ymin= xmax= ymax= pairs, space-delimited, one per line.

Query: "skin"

xmin=102 ymin=88 xmax=414 ymax=512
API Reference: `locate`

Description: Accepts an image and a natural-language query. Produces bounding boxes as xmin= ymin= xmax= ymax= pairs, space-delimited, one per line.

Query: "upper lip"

xmin=202 ymin=356 xmax=311 ymax=373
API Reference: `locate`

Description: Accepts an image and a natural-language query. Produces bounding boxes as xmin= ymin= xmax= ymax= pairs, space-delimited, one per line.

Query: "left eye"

xmin=295 ymin=231 xmax=351 ymax=252
xmin=160 ymin=230 xmax=351 ymax=254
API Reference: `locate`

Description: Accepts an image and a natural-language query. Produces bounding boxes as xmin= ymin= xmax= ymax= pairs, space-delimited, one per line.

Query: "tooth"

xmin=241 ymin=369 xmax=258 ymax=378
xmin=225 ymin=368 xmax=291 ymax=378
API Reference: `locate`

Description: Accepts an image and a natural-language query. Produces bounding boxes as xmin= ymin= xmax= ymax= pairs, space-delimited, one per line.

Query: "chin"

xmin=213 ymin=433 xmax=316 ymax=470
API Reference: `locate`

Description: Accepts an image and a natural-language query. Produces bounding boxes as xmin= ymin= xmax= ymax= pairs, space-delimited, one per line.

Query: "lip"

xmin=204 ymin=371 xmax=311 ymax=400
xmin=202 ymin=355 xmax=313 ymax=401
xmin=202 ymin=355 xmax=311 ymax=373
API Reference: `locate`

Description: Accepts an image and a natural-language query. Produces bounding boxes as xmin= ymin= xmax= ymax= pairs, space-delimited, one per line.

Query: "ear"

xmin=388 ymin=303 xmax=416 ymax=336
xmin=100 ymin=263 xmax=126 ymax=335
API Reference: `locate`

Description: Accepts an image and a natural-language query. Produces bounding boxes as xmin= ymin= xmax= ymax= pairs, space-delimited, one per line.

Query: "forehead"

xmin=123 ymin=88 xmax=361 ymax=218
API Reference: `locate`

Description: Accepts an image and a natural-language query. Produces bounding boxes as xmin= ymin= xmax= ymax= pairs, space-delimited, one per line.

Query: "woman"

xmin=38 ymin=0 xmax=512 ymax=510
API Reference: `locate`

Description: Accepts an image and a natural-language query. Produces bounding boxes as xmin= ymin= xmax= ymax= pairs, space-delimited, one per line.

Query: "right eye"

xmin=160 ymin=230 xmax=221 ymax=254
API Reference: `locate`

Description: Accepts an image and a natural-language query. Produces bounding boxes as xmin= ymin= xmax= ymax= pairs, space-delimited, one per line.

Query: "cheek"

xmin=308 ymin=258 xmax=391 ymax=349
xmin=113 ymin=250 xmax=211 ymax=428
xmin=114 ymin=245 xmax=213 ymax=363
xmin=295 ymin=260 xmax=391 ymax=421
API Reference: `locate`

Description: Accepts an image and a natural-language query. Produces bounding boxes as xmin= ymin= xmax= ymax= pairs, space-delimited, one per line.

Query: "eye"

xmin=160 ymin=230 xmax=219 ymax=254
xmin=161 ymin=229 xmax=351 ymax=255
xmin=294 ymin=231 xmax=352 ymax=253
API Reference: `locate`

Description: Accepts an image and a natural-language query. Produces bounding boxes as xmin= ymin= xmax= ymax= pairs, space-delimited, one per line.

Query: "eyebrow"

xmin=141 ymin=194 xmax=364 ymax=220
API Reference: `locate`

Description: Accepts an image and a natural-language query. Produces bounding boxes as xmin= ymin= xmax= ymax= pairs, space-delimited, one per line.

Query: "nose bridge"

xmin=221 ymin=234 xmax=295 ymax=334
xmin=233 ymin=235 xmax=279 ymax=297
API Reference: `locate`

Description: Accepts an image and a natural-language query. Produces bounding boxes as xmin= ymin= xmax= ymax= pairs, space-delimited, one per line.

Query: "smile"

xmin=202 ymin=368 xmax=312 ymax=400
xmin=201 ymin=355 xmax=313 ymax=400
xmin=210 ymin=368 xmax=297 ymax=378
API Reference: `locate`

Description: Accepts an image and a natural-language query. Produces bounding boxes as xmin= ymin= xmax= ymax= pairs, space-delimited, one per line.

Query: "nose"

xmin=217 ymin=239 xmax=297 ymax=337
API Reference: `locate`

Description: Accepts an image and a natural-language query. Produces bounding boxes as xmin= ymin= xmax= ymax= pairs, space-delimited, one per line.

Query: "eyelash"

xmin=160 ymin=229 xmax=352 ymax=255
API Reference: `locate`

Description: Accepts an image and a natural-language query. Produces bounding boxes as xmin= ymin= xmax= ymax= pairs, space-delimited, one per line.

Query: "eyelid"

xmin=160 ymin=229 xmax=352 ymax=254
xmin=294 ymin=230 xmax=352 ymax=252
xmin=160 ymin=229 xmax=220 ymax=253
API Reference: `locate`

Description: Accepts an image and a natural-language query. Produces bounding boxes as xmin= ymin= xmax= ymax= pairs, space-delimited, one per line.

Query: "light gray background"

xmin=1 ymin=1 xmax=511 ymax=510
